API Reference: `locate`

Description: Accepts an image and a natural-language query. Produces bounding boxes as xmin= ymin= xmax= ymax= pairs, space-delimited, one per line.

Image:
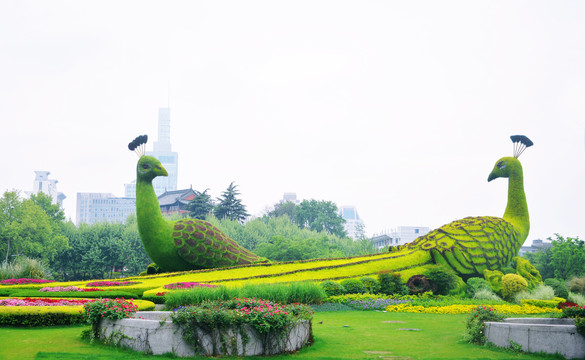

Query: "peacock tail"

xmin=389 ymin=216 xmax=522 ymax=279
xmin=171 ymin=218 xmax=263 ymax=269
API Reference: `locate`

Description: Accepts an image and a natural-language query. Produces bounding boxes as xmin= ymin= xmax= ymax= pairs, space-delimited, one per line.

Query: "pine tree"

xmin=186 ymin=189 xmax=215 ymax=220
xmin=214 ymin=182 xmax=249 ymax=224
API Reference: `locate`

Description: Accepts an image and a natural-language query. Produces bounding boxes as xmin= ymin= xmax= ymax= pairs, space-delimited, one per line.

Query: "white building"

xmin=76 ymin=193 xmax=136 ymax=225
xmin=372 ymin=226 xmax=431 ymax=250
xmin=29 ymin=171 xmax=66 ymax=207
xmin=339 ymin=205 xmax=365 ymax=239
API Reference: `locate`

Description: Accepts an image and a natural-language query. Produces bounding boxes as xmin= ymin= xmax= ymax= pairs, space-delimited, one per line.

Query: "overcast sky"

xmin=1 ymin=1 xmax=583 ymax=243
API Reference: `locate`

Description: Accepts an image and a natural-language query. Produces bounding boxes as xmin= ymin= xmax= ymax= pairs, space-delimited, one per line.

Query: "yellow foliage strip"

xmin=385 ymin=303 xmax=561 ymax=315
xmin=0 ymin=306 xmax=84 ymax=315
xmin=1 ymin=251 xmax=430 ymax=293
xmin=0 ymin=299 xmax=155 ymax=314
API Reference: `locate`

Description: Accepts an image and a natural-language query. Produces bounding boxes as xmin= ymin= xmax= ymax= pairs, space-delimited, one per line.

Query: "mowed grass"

xmin=0 ymin=312 xmax=564 ymax=360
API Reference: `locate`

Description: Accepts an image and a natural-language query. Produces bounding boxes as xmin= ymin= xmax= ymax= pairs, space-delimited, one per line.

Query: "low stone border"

xmin=97 ymin=311 xmax=312 ymax=356
xmin=485 ymin=318 xmax=585 ymax=359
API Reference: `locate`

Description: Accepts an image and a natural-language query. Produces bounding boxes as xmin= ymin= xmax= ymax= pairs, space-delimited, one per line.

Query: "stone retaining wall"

xmin=97 ymin=311 xmax=312 ymax=357
xmin=485 ymin=318 xmax=585 ymax=359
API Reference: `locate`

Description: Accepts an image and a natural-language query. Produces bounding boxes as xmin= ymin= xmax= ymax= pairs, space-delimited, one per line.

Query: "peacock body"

xmin=130 ymin=136 xmax=265 ymax=272
xmin=384 ymin=136 xmax=533 ymax=279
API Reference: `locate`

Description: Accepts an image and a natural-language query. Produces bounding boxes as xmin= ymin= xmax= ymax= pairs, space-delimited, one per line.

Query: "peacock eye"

xmin=141 ymin=164 xmax=150 ymax=170
xmin=497 ymin=160 xmax=507 ymax=170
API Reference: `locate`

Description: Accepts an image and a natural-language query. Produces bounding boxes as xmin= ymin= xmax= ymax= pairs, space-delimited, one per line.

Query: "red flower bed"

xmin=0 ymin=278 xmax=55 ymax=285
xmin=0 ymin=297 xmax=95 ymax=306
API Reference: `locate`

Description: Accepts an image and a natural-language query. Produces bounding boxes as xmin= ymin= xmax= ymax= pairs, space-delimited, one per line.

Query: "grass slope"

xmin=0 ymin=312 xmax=564 ymax=360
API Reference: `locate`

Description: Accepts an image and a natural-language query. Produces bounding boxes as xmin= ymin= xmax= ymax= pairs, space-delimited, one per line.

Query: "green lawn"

xmin=0 ymin=312 xmax=564 ymax=360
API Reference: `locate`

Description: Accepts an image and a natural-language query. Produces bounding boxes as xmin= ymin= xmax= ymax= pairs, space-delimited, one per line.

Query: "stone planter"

xmin=485 ymin=318 xmax=585 ymax=359
xmin=97 ymin=311 xmax=312 ymax=357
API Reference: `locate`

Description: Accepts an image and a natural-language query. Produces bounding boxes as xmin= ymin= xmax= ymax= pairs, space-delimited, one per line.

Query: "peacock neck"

xmin=503 ymin=169 xmax=530 ymax=244
xmin=136 ymin=178 xmax=167 ymax=247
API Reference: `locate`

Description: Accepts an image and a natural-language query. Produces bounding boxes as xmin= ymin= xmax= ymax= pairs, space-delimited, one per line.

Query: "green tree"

xmin=0 ymin=191 xmax=67 ymax=264
xmin=265 ymin=201 xmax=297 ymax=220
xmin=53 ymin=216 xmax=151 ymax=281
xmin=523 ymin=234 xmax=585 ymax=280
xmin=523 ymin=248 xmax=554 ymax=280
xmin=549 ymin=234 xmax=585 ymax=280
xmin=186 ymin=189 xmax=215 ymax=220
xmin=214 ymin=182 xmax=249 ymax=224
xmin=295 ymin=199 xmax=347 ymax=238
xmin=206 ymin=215 xmax=376 ymax=261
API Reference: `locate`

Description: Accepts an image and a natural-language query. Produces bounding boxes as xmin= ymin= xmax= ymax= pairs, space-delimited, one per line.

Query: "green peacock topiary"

xmin=129 ymin=135 xmax=267 ymax=272
xmin=382 ymin=135 xmax=534 ymax=282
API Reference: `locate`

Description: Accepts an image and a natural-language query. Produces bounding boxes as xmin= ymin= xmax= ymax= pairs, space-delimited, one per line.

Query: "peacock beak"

xmin=155 ymin=165 xmax=168 ymax=177
xmin=488 ymin=171 xmax=497 ymax=182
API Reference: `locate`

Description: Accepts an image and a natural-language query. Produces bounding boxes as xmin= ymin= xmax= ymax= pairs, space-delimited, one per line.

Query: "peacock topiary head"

xmin=137 ymin=156 xmax=168 ymax=182
xmin=488 ymin=135 xmax=533 ymax=183
xmin=487 ymin=156 xmax=522 ymax=182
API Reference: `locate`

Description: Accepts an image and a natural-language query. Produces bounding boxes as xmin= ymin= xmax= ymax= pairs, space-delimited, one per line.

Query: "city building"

xmin=29 ymin=171 xmax=66 ymax=207
xmin=282 ymin=192 xmax=300 ymax=204
xmin=372 ymin=226 xmax=430 ymax=250
xmin=146 ymin=108 xmax=178 ymax=196
xmin=519 ymin=239 xmax=552 ymax=256
xmin=339 ymin=205 xmax=365 ymax=239
xmin=76 ymin=193 xmax=136 ymax=225
xmin=159 ymin=188 xmax=197 ymax=215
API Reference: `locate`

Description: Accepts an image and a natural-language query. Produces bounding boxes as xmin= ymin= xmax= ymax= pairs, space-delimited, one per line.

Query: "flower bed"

xmin=40 ymin=286 xmax=102 ymax=292
xmin=0 ymin=298 xmax=155 ymax=327
xmin=0 ymin=297 xmax=93 ymax=306
xmin=96 ymin=299 xmax=314 ymax=357
xmin=0 ymin=278 xmax=55 ymax=285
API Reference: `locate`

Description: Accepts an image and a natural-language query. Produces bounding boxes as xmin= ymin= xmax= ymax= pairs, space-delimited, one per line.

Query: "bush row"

xmin=0 ymin=300 xmax=155 ymax=327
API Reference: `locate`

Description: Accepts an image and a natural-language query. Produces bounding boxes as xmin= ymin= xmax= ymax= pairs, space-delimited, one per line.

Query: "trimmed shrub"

xmin=320 ymin=280 xmax=345 ymax=297
xmin=359 ymin=276 xmax=380 ymax=294
xmin=569 ymin=292 xmax=585 ymax=306
xmin=0 ymin=307 xmax=85 ymax=327
xmin=146 ymin=262 xmax=163 ymax=275
xmin=544 ymin=278 xmax=569 ymax=299
xmin=568 ymin=277 xmax=585 ymax=295
xmin=466 ymin=277 xmax=492 ymax=298
xmin=407 ymin=275 xmax=431 ymax=295
xmin=424 ymin=265 xmax=458 ymax=295
xmin=473 ymin=288 xmax=501 ymax=301
xmin=483 ymin=269 xmax=504 ymax=294
xmin=520 ymin=299 xmax=562 ymax=308
xmin=501 ymin=274 xmax=528 ymax=301
xmin=339 ymin=279 xmax=367 ymax=294
xmin=513 ymin=284 xmax=555 ymax=303
xmin=501 ymin=267 xmax=516 ymax=275
xmin=464 ymin=306 xmax=505 ymax=344
xmin=513 ymin=257 xmax=542 ymax=289
xmin=378 ymin=271 xmax=408 ymax=296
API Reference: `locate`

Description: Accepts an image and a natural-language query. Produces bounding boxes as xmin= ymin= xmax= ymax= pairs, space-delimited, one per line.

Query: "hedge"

xmin=0 ymin=300 xmax=155 ymax=327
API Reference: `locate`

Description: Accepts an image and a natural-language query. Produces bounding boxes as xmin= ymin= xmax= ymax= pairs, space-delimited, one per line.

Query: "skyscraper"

xmin=146 ymin=108 xmax=178 ymax=196
xmin=30 ymin=171 xmax=66 ymax=207
xmin=339 ymin=205 xmax=365 ymax=239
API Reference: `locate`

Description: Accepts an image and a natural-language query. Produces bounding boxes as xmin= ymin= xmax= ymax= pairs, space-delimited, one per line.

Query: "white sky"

xmin=1 ymin=1 xmax=584 ymax=243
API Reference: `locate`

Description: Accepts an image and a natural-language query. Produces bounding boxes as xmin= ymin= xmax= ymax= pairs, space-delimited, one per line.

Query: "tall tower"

xmin=31 ymin=171 xmax=66 ymax=207
xmin=146 ymin=108 xmax=179 ymax=196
